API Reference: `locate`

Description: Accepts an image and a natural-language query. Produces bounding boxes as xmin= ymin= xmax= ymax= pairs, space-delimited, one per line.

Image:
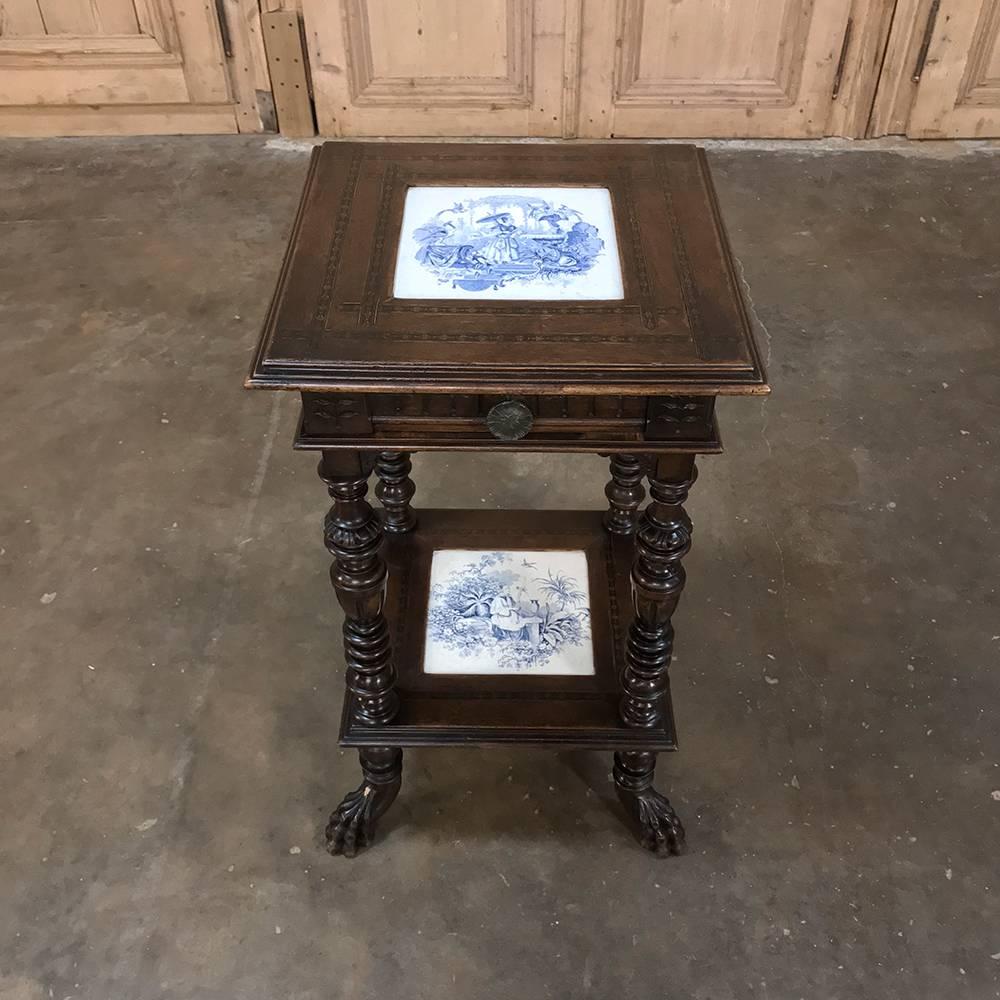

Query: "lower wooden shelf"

xmin=339 ymin=509 xmax=678 ymax=751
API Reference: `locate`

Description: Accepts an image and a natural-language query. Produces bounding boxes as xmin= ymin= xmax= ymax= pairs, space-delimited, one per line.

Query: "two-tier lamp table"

xmin=246 ymin=142 xmax=768 ymax=857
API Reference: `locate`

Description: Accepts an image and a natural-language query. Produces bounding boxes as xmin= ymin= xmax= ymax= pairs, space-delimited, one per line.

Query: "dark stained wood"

xmin=374 ymin=451 xmax=416 ymax=532
xmin=614 ymin=453 xmax=697 ymax=856
xmin=301 ymin=392 xmax=372 ymax=438
xmin=645 ymin=395 xmax=718 ymax=444
xmin=246 ymin=140 xmax=769 ymax=856
xmin=318 ymin=450 xmax=402 ymax=856
xmin=294 ymin=391 xmax=723 ymax=454
xmin=246 ymin=142 xmax=768 ymax=397
xmin=339 ymin=509 xmax=677 ymax=751
xmin=603 ymin=453 xmax=646 ymax=535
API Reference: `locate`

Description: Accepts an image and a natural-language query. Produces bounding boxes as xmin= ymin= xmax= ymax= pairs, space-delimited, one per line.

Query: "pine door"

xmin=905 ymin=0 xmax=1000 ymax=137
xmin=576 ymin=0 xmax=889 ymax=139
xmin=0 ymin=0 xmax=238 ymax=135
xmin=301 ymin=0 xmax=891 ymax=139
xmin=302 ymin=0 xmax=575 ymax=137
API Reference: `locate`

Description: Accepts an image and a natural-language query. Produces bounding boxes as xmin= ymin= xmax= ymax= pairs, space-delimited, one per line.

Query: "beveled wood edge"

xmin=698 ymin=146 xmax=770 ymax=389
xmin=246 ymin=370 xmax=769 ymax=395
xmin=245 ymin=146 xmax=323 ymax=392
xmin=338 ymin=718 xmax=678 ymax=751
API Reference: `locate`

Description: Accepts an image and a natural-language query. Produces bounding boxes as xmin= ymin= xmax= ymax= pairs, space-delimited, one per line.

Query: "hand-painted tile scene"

xmin=393 ymin=186 xmax=624 ymax=300
xmin=424 ymin=549 xmax=595 ymax=675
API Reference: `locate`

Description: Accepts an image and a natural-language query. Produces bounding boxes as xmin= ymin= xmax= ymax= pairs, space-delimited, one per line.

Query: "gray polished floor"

xmin=1 ymin=136 xmax=998 ymax=1000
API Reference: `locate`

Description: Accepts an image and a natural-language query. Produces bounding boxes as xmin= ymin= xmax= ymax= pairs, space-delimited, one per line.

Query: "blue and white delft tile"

xmin=424 ymin=549 xmax=595 ymax=676
xmin=393 ymin=186 xmax=624 ymax=301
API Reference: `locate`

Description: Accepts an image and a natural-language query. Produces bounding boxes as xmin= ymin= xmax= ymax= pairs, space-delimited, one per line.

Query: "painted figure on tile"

xmin=412 ymin=194 xmax=607 ymax=294
xmin=427 ymin=552 xmax=590 ymax=671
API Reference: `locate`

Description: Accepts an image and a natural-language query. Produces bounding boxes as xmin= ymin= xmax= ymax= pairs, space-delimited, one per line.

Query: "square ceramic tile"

xmin=392 ymin=186 xmax=624 ymax=301
xmin=424 ymin=549 xmax=595 ymax=676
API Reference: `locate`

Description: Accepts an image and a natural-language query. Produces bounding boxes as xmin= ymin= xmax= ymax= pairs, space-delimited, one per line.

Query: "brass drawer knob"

xmin=486 ymin=399 xmax=534 ymax=441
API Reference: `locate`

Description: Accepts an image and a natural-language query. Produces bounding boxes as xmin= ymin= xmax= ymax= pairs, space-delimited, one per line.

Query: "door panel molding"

xmin=903 ymin=0 xmax=1000 ymax=136
xmin=305 ymin=0 xmax=571 ymax=136
xmin=611 ymin=0 xmax=812 ymax=109
xmin=956 ymin=0 xmax=1000 ymax=104
xmin=0 ymin=102 xmax=236 ymax=136
xmin=342 ymin=0 xmax=532 ymax=106
xmin=0 ymin=34 xmax=177 ymax=63
xmin=580 ymin=0 xmax=897 ymax=138
xmin=0 ymin=0 xmax=240 ymax=136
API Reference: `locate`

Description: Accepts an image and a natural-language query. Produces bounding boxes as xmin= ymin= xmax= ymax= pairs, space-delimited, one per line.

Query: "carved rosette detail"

xmin=603 ymin=453 xmax=647 ymax=536
xmin=320 ymin=464 xmax=398 ymax=728
xmin=374 ymin=451 xmax=417 ymax=533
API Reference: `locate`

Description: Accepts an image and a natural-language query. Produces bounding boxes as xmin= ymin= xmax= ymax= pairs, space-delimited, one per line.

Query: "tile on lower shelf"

xmin=424 ymin=548 xmax=595 ymax=676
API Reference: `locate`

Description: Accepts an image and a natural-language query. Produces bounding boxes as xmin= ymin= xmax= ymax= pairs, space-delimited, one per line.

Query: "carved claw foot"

xmin=619 ymin=786 xmax=685 ymax=856
xmin=324 ymin=783 xmax=392 ymax=857
xmin=613 ymin=751 xmax=685 ymax=857
xmin=325 ymin=748 xmax=402 ymax=858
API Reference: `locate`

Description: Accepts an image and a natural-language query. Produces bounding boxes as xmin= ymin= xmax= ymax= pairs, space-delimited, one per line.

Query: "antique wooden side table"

xmin=246 ymin=141 xmax=767 ymax=857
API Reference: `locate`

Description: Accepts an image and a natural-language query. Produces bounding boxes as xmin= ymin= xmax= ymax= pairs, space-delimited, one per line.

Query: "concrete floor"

xmin=1 ymin=136 xmax=999 ymax=1000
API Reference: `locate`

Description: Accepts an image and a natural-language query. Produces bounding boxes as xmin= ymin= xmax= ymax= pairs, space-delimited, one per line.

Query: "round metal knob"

xmin=486 ymin=399 xmax=534 ymax=441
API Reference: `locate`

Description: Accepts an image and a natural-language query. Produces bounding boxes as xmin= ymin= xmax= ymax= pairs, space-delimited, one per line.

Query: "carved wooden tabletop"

xmin=246 ymin=141 xmax=767 ymax=397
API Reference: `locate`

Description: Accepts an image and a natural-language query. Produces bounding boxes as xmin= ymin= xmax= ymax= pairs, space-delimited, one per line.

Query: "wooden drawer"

xmin=295 ymin=392 xmax=721 ymax=453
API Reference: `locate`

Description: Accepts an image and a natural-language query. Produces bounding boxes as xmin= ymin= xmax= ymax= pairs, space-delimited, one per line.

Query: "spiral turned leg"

xmin=319 ymin=450 xmax=402 ymax=857
xmin=614 ymin=453 xmax=697 ymax=856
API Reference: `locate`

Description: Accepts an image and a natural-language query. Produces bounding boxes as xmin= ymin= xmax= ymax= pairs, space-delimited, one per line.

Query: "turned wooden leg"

xmin=374 ymin=451 xmax=417 ymax=533
xmin=614 ymin=453 xmax=697 ymax=856
xmin=319 ymin=450 xmax=402 ymax=857
xmin=603 ymin=453 xmax=646 ymax=535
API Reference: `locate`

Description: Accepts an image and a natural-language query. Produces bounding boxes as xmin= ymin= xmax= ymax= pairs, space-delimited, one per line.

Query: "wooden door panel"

xmin=304 ymin=0 xmax=572 ymax=136
xmin=3 ymin=0 xmax=46 ymax=34
xmin=0 ymin=0 xmax=239 ymax=135
xmin=5 ymin=0 xmax=142 ymax=35
xmin=36 ymin=0 xmax=96 ymax=34
xmin=0 ymin=65 xmax=190 ymax=106
xmin=625 ymin=0 xmax=807 ymax=99
xmin=578 ymin=0 xmax=877 ymax=138
xmin=907 ymin=0 xmax=1000 ymax=136
xmin=364 ymin=1 xmax=511 ymax=81
xmin=92 ymin=0 xmax=143 ymax=33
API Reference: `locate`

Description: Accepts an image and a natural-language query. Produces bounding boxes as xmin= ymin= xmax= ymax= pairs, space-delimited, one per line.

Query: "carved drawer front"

xmin=368 ymin=394 xmax=648 ymax=427
xmin=644 ymin=396 xmax=717 ymax=443
xmin=299 ymin=392 xmax=718 ymax=451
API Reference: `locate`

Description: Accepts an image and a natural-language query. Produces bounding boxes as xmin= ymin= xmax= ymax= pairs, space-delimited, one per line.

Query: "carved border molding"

xmin=617 ymin=164 xmax=656 ymax=330
xmin=653 ymin=149 xmax=703 ymax=353
xmin=258 ymin=145 xmax=769 ymax=391
xmin=312 ymin=147 xmax=364 ymax=327
xmin=281 ymin=327 xmax=686 ymax=347
xmin=358 ymin=162 xmax=398 ymax=327
xmin=307 ymin=147 xmax=712 ymax=343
